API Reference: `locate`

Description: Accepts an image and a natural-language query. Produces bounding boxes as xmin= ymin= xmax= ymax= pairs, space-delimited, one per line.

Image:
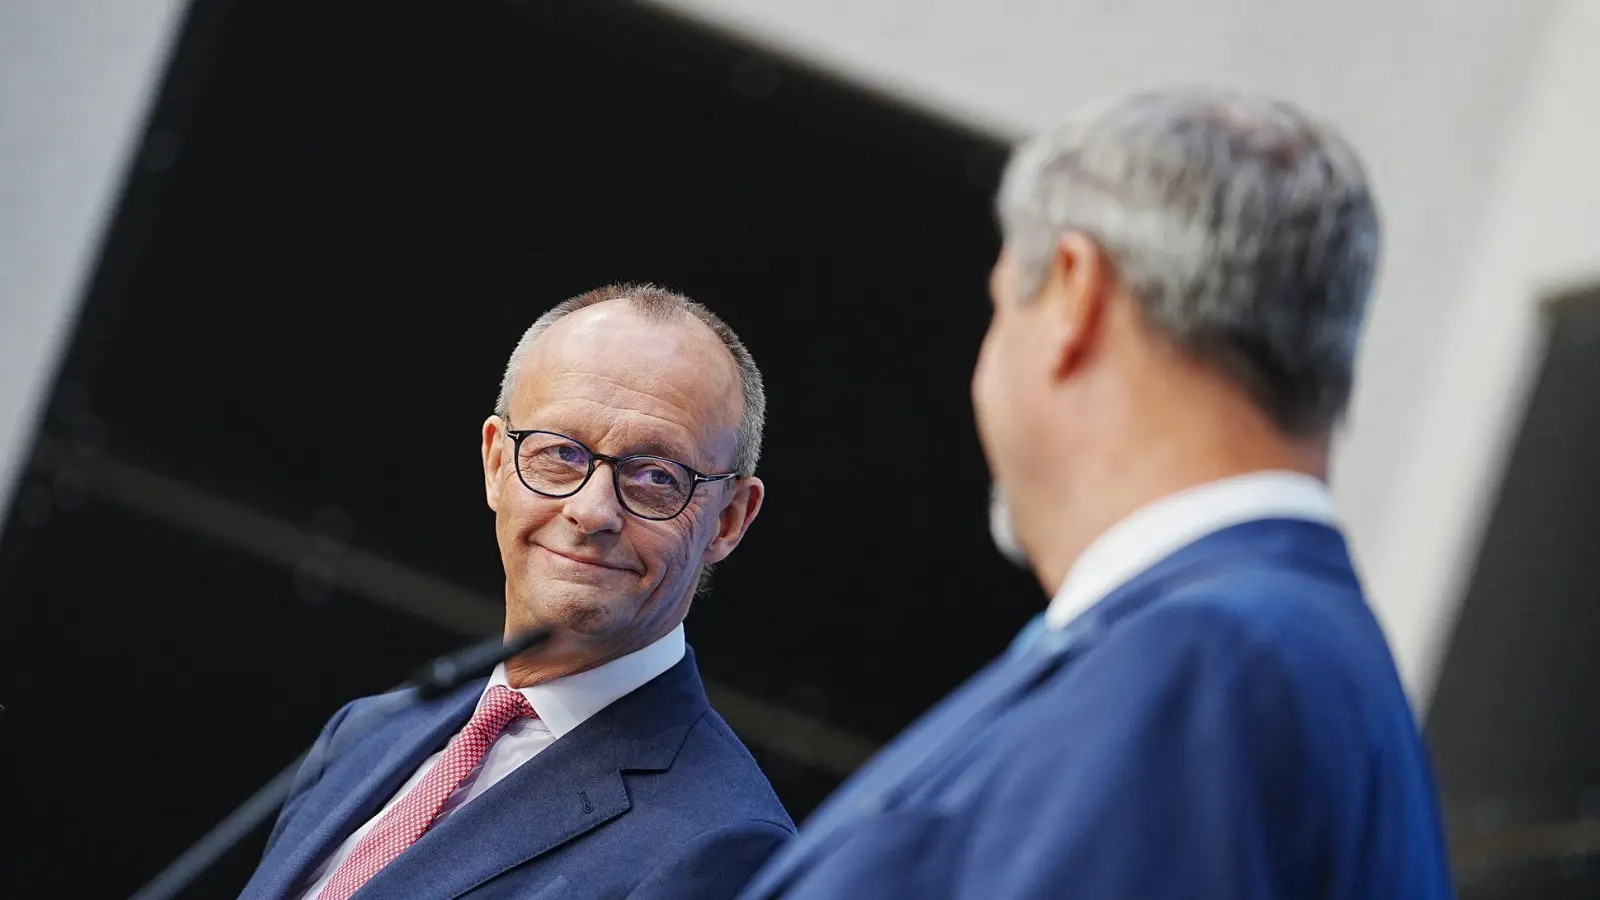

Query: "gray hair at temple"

xmin=494 ymin=283 xmax=767 ymax=476
xmin=995 ymin=88 xmax=1381 ymax=436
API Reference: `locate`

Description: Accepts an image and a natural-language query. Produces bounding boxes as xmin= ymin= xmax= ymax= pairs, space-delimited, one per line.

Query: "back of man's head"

xmin=996 ymin=88 xmax=1380 ymax=437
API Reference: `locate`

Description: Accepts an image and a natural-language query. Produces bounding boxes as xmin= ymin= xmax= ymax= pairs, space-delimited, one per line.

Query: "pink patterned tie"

xmin=317 ymin=685 xmax=537 ymax=900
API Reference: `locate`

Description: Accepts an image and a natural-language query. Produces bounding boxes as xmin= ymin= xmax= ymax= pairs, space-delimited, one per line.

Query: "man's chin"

xmin=988 ymin=485 xmax=1032 ymax=569
xmin=508 ymin=576 xmax=629 ymax=636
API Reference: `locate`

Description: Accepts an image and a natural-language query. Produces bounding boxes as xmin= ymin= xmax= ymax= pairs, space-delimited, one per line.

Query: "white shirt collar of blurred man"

xmin=1046 ymin=471 xmax=1338 ymax=631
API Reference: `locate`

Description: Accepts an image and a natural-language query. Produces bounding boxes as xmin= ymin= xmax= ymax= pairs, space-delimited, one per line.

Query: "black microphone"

xmin=409 ymin=627 xmax=553 ymax=700
xmin=129 ymin=628 xmax=553 ymax=900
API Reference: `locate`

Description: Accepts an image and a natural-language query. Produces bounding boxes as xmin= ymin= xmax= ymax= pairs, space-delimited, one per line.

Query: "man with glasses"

xmin=243 ymin=284 xmax=792 ymax=900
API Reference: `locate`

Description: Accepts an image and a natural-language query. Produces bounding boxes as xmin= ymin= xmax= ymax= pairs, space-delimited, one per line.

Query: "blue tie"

xmin=1006 ymin=612 xmax=1050 ymax=657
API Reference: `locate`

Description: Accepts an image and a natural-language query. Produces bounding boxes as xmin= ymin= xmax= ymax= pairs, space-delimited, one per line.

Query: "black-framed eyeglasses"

xmin=504 ymin=428 xmax=737 ymax=521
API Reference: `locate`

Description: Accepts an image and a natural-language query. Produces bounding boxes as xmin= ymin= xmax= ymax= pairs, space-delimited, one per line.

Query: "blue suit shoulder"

xmin=327 ymin=685 xmax=422 ymax=750
xmin=673 ymin=707 xmax=795 ymax=831
xmin=964 ymin=566 xmax=1449 ymax=900
xmin=1129 ymin=564 xmax=1416 ymax=725
xmin=619 ymin=708 xmax=795 ymax=898
xmin=1011 ymin=565 xmax=1419 ymax=772
xmin=1012 ymin=579 xmax=1355 ymax=756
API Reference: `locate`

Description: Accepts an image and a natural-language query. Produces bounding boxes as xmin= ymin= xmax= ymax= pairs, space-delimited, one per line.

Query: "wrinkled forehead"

xmin=512 ymin=303 xmax=741 ymax=464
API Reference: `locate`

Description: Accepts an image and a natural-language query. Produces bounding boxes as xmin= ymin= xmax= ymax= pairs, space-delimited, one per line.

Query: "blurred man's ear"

xmin=1042 ymin=230 xmax=1117 ymax=379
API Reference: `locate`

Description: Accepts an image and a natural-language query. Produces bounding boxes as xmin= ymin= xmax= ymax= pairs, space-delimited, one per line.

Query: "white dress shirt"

xmin=296 ymin=624 xmax=687 ymax=899
xmin=1044 ymin=471 xmax=1338 ymax=631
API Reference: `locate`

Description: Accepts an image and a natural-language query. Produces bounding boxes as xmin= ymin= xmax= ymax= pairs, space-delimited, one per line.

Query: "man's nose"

xmin=562 ymin=467 xmax=625 ymax=534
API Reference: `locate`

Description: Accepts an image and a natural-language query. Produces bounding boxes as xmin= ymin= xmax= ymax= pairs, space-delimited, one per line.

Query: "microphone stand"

xmin=128 ymin=628 xmax=552 ymax=900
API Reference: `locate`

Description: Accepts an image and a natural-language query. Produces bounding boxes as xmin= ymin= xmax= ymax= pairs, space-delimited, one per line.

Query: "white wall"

xmin=647 ymin=0 xmax=1581 ymax=706
xmin=0 ymin=0 xmax=187 ymax=538
xmin=1368 ymin=0 xmax=1600 ymax=708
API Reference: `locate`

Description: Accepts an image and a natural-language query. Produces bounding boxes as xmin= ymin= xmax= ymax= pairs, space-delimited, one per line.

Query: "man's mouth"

xmin=538 ymin=544 xmax=630 ymax=572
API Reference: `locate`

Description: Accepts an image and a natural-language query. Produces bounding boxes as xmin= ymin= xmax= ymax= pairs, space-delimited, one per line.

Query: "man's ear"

xmin=482 ymin=415 xmax=507 ymax=513
xmin=1042 ymin=230 xmax=1117 ymax=378
xmin=702 ymin=477 xmax=764 ymax=565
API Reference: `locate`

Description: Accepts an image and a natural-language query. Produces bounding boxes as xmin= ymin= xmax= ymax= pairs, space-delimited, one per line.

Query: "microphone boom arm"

xmin=128 ymin=628 xmax=552 ymax=900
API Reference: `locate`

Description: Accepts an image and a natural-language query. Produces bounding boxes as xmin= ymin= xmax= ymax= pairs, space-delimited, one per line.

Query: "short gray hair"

xmin=997 ymin=88 xmax=1380 ymax=435
xmin=495 ymin=283 xmax=766 ymax=475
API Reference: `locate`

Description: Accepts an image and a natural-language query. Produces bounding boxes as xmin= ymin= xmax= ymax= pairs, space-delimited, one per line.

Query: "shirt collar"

xmin=1044 ymin=470 xmax=1337 ymax=631
xmin=482 ymin=623 xmax=687 ymax=738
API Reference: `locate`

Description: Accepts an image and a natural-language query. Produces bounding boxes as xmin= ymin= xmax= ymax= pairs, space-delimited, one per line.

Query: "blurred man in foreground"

xmin=740 ymin=89 xmax=1452 ymax=899
xmin=243 ymin=284 xmax=793 ymax=900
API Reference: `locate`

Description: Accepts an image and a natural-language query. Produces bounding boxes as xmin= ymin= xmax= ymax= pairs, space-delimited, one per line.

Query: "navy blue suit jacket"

xmin=740 ymin=520 xmax=1453 ymax=899
xmin=242 ymin=649 xmax=794 ymax=899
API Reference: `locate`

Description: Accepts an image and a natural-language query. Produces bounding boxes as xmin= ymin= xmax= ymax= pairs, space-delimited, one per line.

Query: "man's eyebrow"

xmin=625 ymin=438 xmax=696 ymax=462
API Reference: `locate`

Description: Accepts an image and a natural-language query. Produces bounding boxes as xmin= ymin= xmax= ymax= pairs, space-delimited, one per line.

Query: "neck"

xmin=1021 ymin=373 xmax=1328 ymax=594
xmin=500 ymin=615 xmax=682 ymax=689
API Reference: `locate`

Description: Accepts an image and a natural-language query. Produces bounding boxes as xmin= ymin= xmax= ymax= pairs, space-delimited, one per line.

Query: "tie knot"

xmin=469 ymin=684 xmax=537 ymax=737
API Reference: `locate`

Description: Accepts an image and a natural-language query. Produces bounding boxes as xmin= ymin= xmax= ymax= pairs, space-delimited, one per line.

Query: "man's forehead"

xmin=538 ymin=302 xmax=720 ymax=365
xmin=516 ymin=301 xmax=742 ymax=434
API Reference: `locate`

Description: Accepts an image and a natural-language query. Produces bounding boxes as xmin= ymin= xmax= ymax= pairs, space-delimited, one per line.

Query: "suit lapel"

xmin=352 ymin=652 xmax=711 ymax=900
xmin=353 ymin=715 xmax=630 ymax=900
xmin=256 ymin=685 xmax=481 ymax=900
